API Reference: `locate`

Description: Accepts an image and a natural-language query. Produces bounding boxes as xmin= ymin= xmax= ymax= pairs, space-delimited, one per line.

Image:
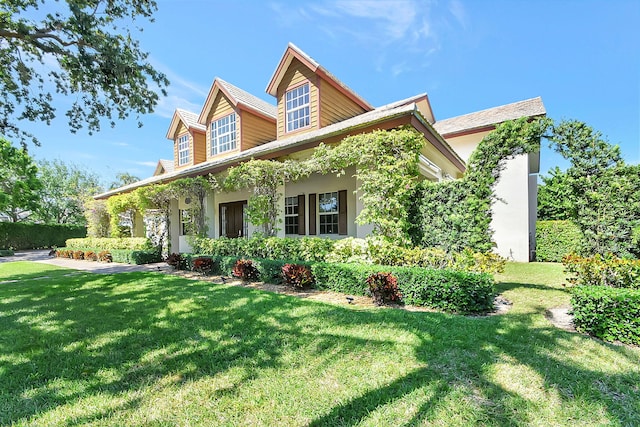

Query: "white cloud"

xmin=271 ymin=0 xmax=468 ymax=77
xmin=130 ymin=160 xmax=158 ymax=167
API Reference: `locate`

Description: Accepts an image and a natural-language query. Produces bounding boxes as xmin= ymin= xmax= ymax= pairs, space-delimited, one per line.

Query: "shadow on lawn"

xmin=0 ymin=266 xmax=639 ymax=425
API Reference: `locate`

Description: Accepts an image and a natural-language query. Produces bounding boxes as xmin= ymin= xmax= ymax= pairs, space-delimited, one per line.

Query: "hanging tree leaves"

xmin=0 ymin=0 xmax=169 ymax=146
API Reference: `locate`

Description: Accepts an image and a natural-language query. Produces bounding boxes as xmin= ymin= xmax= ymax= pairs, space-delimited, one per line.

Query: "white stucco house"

xmin=96 ymin=43 xmax=545 ymax=262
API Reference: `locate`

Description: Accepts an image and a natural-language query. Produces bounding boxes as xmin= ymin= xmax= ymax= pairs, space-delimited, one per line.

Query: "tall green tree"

xmin=0 ymin=0 xmax=169 ymax=146
xmin=548 ymin=120 xmax=640 ymax=257
xmin=33 ymin=159 xmax=103 ymax=225
xmin=109 ymin=172 xmax=141 ymax=189
xmin=537 ymin=166 xmax=573 ymax=220
xmin=0 ymin=138 xmax=42 ymax=221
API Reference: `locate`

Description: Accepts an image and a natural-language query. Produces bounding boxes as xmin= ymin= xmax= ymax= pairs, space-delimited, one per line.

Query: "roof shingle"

xmin=433 ymin=97 xmax=546 ymax=136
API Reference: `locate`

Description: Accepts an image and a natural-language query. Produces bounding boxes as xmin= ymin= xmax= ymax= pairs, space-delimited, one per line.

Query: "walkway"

xmin=0 ymin=250 xmax=171 ymax=274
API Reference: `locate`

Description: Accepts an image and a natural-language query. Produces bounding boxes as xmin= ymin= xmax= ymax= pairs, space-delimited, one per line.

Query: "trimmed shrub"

xmin=84 ymin=251 xmax=98 ymax=261
xmin=282 ymin=264 xmax=315 ymax=289
xmin=563 ymin=253 xmax=640 ymax=289
xmin=98 ymin=251 xmax=112 ymax=262
xmin=312 ymin=262 xmax=495 ymax=314
xmin=66 ymin=237 xmax=152 ymax=251
xmin=536 ymin=220 xmax=584 ymax=262
xmin=252 ymin=258 xmax=288 ymax=284
xmin=571 ymin=286 xmax=640 ymax=345
xmin=366 ymin=272 xmax=401 ymax=305
xmin=0 ymin=249 xmax=14 ymax=257
xmin=192 ymin=256 xmax=215 ymax=275
xmin=165 ymin=253 xmax=185 ymax=270
xmin=0 ymin=223 xmax=86 ymax=250
xmin=232 ymin=259 xmax=260 ymax=282
xmin=72 ymin=250 xmax=84 ymax=260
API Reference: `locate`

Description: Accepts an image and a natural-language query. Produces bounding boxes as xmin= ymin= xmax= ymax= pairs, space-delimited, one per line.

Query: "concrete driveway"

xmin=0 ymin=250 xmax=171 ymax=274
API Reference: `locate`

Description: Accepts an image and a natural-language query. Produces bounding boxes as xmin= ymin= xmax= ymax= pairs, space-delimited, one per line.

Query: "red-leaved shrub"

xmin=232 ymin=259 xmax=260 ymax=282
xmin=282 ymin=263 xmax=315 ymax=289
xmin=366 ymin=272 xmax=402 ymax=306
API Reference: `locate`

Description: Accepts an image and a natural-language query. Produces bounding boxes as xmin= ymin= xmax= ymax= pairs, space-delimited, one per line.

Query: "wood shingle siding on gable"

xmin=319 ymin=79 xmax=368 ymax=127
xmin=276 ymin=58 xmax=318 ymax=138
xmin=241 ymin=110 xmax=277 ymax=151
xmin=193 ymin=131 xmax=206 ymax=165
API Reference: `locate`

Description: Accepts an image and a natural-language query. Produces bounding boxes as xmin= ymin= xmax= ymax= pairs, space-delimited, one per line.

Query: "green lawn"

xmin=1 ymin=261 xmax=638 ymax=426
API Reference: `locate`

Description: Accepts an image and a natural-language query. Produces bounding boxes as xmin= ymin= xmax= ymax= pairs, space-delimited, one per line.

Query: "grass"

xmin=0 ymin=261 xmax=639 ymax=426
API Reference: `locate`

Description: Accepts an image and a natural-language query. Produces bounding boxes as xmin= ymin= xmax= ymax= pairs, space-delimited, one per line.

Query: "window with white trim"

xmin=319 ymin=192 xmax=339 ymax=234
xmin=285 ymin=83 xmax=310 ymax=132
xmin=211 ymin=113 xmax=237 ymax=155
xmin=177 ymin=134 xmax=190 ymax=166
xmin=284 ymin=196 xmax=299 ymax=235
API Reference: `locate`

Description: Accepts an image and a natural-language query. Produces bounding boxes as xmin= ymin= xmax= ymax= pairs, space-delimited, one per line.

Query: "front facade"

xmin=97 ymin=43 xmax=545 ymax=261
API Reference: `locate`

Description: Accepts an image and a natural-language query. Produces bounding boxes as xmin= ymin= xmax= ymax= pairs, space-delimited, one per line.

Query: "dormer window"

xmin=211 ymin=113 xmax=237 ymax=155
xmin=177 ymin=134 xmax=190 ymax=166
xmin=285 ymin=83 xmax=310 ymax=132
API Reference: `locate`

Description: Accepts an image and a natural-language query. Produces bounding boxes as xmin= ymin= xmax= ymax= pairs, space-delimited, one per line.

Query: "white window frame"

xmin=179 ymin=209 xmax=192 ymax=236
xmin=318 ymin=191 xmax=339 ymax=234
xmin=177 ymin=134 xmax=190 ymax=166
xmin=285 ymin=83 xmax=310 ymax=132
xmin=211 ymin=113 xmax=237 ymax=156
xmin=284 ymin=196 xmax=299 ymax=235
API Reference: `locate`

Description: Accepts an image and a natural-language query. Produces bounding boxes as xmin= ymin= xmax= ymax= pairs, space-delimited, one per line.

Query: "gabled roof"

xmin=266 ymin=42 xmax=373 ymax=111
xmin=95 ymin=99 xmax=463 ymax=200
xmin=198 ymin=78 xmax=277 ymax=124
xmin=153 ymin=159 xmax=174 ymax=176
xmin=433 ymin=97 xmax=546 ymax=137
xmin=165 ymin=108 xmax=206 ymax=139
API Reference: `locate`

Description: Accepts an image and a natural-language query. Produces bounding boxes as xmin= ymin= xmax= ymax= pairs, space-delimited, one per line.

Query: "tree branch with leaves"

xmin=0 ymin=0 xmax=169 ymax=146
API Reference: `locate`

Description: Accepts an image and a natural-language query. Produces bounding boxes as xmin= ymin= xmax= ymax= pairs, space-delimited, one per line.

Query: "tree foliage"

xmin=0 ymin=0 xmax=169 ymax=146
xmin=109 ymin=172 xmax=141 ymax=190
xmin=537 ymin=166 xmax=573 ymax=220
xmin=33 ymin=159 xmax=102 ymax=225
xmin=0 ymin=137 xmax=42 ymax=221
xmin=547 ymin=120 xmax=640 ymax=257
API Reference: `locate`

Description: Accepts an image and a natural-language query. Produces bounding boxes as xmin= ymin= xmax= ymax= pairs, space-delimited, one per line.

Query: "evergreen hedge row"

xmin=536 ymin=220 xmax=584 ymax=262
xmin=0 ymin=223 xmax=86 ymax=250
xmin=571 ymin=286 xmax=640 ymax=345
xmin=181 ymin=254 xmax=495 ymax=314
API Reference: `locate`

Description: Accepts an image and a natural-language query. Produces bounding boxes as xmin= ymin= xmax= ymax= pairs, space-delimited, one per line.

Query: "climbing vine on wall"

xmin=309 ymin=128 xmax=424 ymax=242
xmin=413 ymin=117 xmax=551 ymax=252
xmin=222 ymin=159 xmax=308 ymax=236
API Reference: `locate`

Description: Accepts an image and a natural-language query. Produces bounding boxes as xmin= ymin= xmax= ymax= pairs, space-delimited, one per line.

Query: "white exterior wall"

xmin=490 ymin=155 xmax=534 ymax=261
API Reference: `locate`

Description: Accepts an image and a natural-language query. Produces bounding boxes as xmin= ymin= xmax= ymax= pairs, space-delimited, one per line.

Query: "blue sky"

xmin=25 ymin=0 xmax=639 ymax=185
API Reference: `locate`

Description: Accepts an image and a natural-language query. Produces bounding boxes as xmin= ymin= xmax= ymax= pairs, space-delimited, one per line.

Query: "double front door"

xmin=220 ymin=201 xmax=247 ymax=238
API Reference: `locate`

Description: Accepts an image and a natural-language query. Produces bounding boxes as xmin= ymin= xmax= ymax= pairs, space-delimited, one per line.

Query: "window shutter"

xmin=338 ymin=190 xmax=347 ymax=235
xmin=298 ymin=194 xmax=306 ymax=235
xmin=308 ymin=193 xmax=317 ymax=235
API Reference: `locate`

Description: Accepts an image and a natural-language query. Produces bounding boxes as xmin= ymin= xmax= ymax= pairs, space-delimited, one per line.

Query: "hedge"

xmin=183 ymin=254 xmax=290 ymax=284
xmin=65 ymin=237 xmax=153 ymax=251
xmin=536 ymin=220 xmax=584 ymax=262
xmin=311 ymin=262 xmax=495 ymax=314
xmin=56 ymin=247 xmax=162 ymax=265
xmin=0 ymin=223 xmax=86 ymax=250
xmin=563 ymin=253 xmax=640 ymax=289
xmin=571 ymin=286 xmax=640 ymax=345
